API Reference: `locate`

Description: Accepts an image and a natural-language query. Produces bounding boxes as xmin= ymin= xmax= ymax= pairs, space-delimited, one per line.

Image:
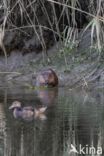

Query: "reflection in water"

xmin=0 ymin=87 xmax=104 ymax=156
xmin=36 ymin=87 xmax=58 ymax=106
xmin=0 ymin=103 xmax=6 ymax=156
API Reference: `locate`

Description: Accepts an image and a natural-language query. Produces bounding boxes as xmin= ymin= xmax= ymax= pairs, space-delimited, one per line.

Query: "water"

xmin=0 ymin=86 xmax=104 ymax=156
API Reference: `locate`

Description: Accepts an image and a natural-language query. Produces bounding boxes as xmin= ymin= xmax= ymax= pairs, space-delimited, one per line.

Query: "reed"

xmin=0 ymin=0 xmax=103 ymax=60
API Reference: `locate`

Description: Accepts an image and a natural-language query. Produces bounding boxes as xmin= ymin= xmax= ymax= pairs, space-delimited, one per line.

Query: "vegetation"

xmin=0 ymin=1 xmax=104 ymax=153
xmin=0 ymin=0 xmax=104 ymax=62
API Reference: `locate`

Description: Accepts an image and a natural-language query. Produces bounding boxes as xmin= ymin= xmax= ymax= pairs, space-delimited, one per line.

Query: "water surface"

xmin=0 ymin=86 xmax=104 ymax=156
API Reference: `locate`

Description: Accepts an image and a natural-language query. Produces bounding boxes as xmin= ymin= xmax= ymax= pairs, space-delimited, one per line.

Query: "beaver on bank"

xmin=35 ymin=69 xmax=58 ymax=87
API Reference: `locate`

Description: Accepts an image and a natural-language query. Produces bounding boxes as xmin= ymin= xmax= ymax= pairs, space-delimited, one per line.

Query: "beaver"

xmin=35 ymin=69 xmax=58 ymax=87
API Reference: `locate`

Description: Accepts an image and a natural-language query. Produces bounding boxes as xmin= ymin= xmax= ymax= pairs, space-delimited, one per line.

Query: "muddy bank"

xmin=0 ymin=38 xmax=104 ymax=90
xmin=4 ymin=60 xmax=104 ymax=90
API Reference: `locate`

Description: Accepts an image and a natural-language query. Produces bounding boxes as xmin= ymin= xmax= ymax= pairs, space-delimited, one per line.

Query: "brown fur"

xmin=36 ymin=69 xmax=58 ymax=87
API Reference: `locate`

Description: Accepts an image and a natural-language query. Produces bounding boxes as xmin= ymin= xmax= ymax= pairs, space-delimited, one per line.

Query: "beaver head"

xmin=36 ymin=69 xmax=58 ymax=87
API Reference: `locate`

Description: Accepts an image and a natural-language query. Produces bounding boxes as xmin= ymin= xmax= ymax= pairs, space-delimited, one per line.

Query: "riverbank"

xmin=0 ymin=31 xmax=104 ymax=91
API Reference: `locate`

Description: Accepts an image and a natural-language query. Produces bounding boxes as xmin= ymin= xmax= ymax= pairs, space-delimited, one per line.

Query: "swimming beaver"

xmin=36 ymin=69 xmax=58 ymax=87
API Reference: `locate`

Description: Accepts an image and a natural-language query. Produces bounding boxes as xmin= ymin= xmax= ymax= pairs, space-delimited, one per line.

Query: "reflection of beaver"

xmin=36 ymin=69 xmax=58 ymax=87
xmin=37 ymin=88 xmax=58 ymax=106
